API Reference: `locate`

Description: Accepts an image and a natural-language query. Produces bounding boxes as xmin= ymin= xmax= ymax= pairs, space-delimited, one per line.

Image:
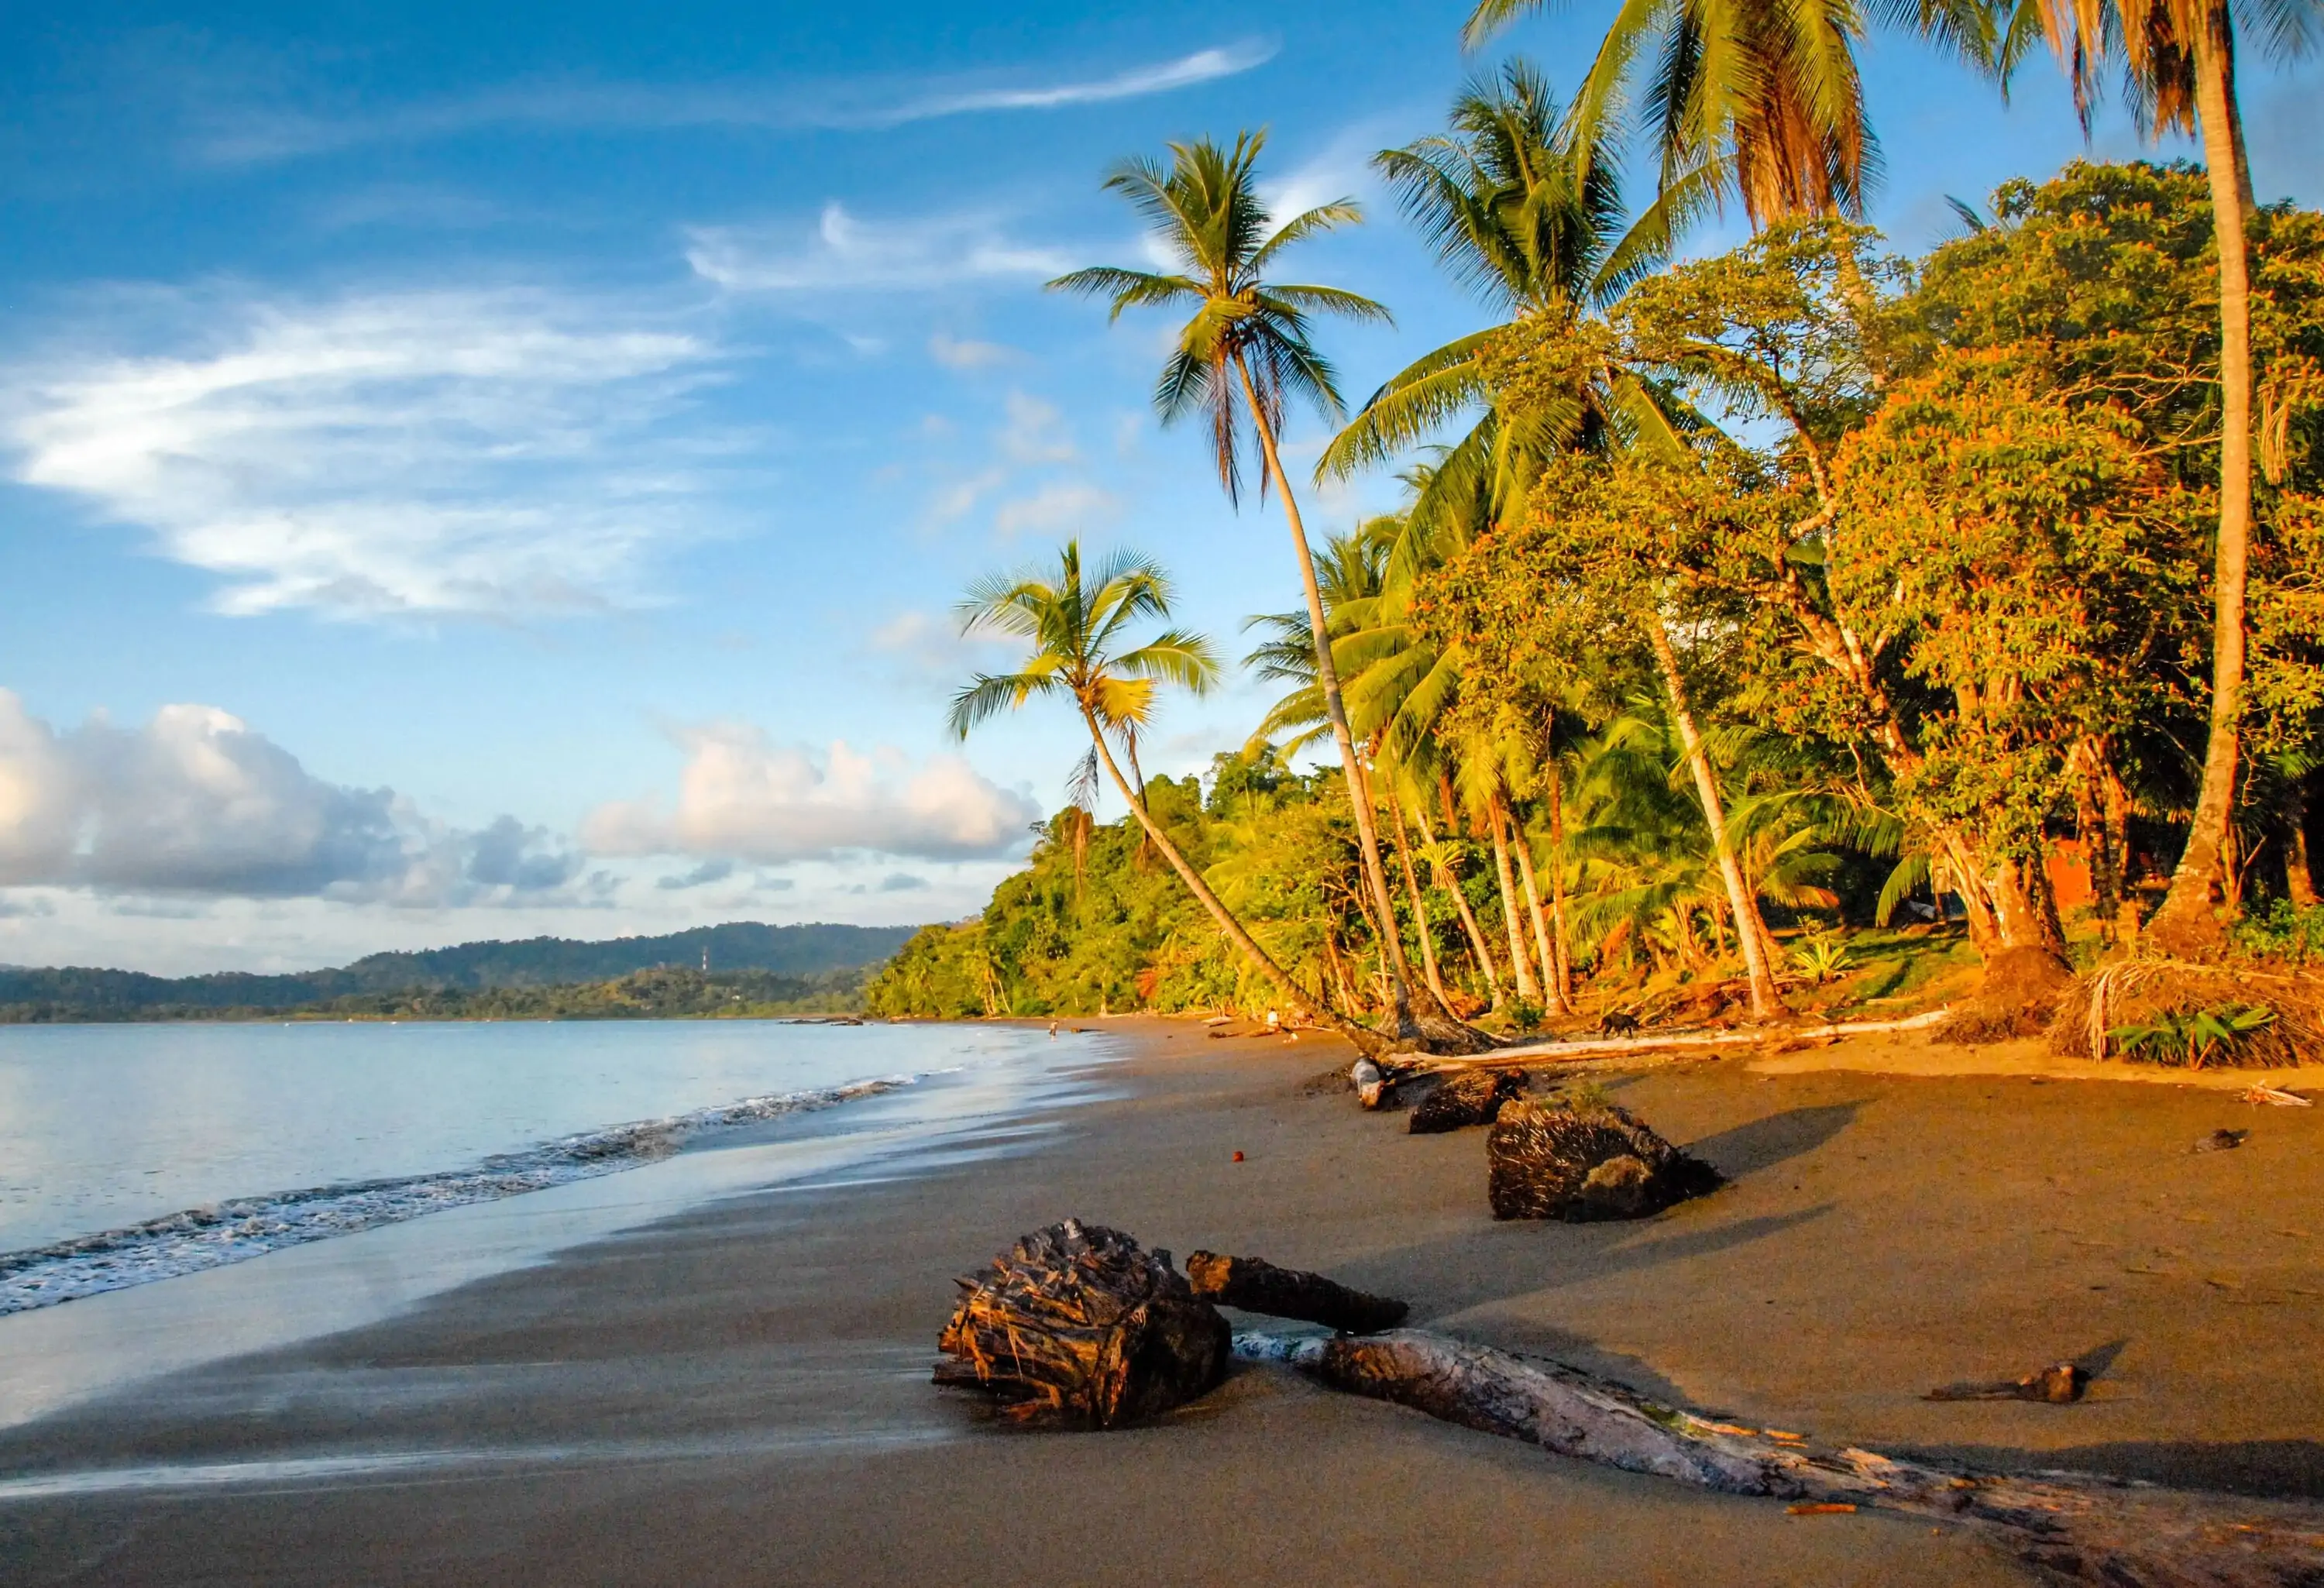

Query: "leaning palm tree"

xmin=1989 ymin=0 xmax=2319 ymax=946
xmin=1052 ymin=132 xmax=1467 ymax=1047
xmin=948 ymin=541 xmax=1368 ymax=1043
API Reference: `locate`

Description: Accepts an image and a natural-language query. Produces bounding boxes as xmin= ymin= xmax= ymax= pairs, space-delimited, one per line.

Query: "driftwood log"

xmin=1486 ymin=1099 xmax=1724 ymax=1221
xmin=1234 ymin=1328 xmax=2324 ymax=1587
xmin=1184 ymin=1251 xmax=1408 ymax=1334
xmin=1409 ymin=1068 xmax=1527 ymax=1134
xmin=933 ymin=1219 xmax=1228 ymax=1427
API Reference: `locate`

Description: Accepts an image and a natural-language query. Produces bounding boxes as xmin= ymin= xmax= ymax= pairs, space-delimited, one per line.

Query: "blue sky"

xmin=0 ymin=0 xmax=2315 ymax=973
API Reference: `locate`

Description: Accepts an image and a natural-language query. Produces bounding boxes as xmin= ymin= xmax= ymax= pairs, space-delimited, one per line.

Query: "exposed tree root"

xmin=1233 ymin=1328 xmax=2324 ymax=1586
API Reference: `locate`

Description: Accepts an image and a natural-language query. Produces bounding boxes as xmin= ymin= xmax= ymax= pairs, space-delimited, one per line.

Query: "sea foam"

xmin=0 ymin=1074 xmax=910 ymax=1317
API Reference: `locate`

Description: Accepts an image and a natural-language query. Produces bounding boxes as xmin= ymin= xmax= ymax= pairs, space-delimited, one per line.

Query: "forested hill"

xmin=0 ymin=922 xmax=918 ymax=1019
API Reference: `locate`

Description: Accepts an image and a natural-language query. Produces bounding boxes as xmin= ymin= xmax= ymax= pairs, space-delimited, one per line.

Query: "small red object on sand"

xmin=1232 ymin=1150 xmax=1245 ymax=1162
xmin=1788 ymin=1503 xmax=1856 ymax=1516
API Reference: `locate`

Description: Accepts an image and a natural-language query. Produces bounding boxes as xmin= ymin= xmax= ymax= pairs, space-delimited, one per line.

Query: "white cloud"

xmin=686 ymin=203 xmax=1073 ymax=294
xmin=929 ymin=332 xmax=1018 ymax=370
xmin=0 ymin=691 xmax=586 ymax=904
xmin=999 ymin=391 xmax=1076 ymax=463
xmin=3 ymin=288 xmax=723 ymax=620
xmin=995 ymin=480 xmax=1119 ymax=538
xmin=583 ymin=725 xmax=1038 ymax=864
xmin=182 ymin=43 xmax=1277 ymax=164
xmin=867 ymin=607 xmax=1016 ymax=682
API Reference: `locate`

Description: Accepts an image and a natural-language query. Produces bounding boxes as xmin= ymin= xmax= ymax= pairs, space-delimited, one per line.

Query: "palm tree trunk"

xmin=1356 ymin=752 xmax=1465 ymax=1026
xmin=2149 ymin=9 xmax=2254 ymax=952
xmin=1487 ymin=794 xmax=1541 ymax=1005
xmin=1510 ymin=806 xmax=1566 ymax=1014
xmin=1546 ymin=761 xmax=1575 ymax=1004
xmin=1648 ymin=611 xmax=1783 ymax=1019
xmin=1418 ymin=805 xmax=1503 ymax=1005
xmin=1077 ymin=706 xmax=1373 ymax=1047
xmin=1233 ymin=352 xmax=1419 ymax=1038
xmin=1387 ymin=786 xmax=1452 ymax=1008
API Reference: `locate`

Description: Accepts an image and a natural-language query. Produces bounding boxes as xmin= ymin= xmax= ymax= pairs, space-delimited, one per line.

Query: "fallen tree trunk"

xmin=934 ymin=1220 xmax=1227 ymax=1428
xmin=1233 ymin=1328 xmax=2324 ymax=1586
xmin=1184 ymin=1252 xmax=1408 ymax=1334
xmin=1407 ymin=1007 xmax=1952 ymax=1073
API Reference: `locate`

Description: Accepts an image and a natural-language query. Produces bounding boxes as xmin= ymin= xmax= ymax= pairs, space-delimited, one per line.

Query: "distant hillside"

xmin=0 ymin=922 xmax=918 ymax=1021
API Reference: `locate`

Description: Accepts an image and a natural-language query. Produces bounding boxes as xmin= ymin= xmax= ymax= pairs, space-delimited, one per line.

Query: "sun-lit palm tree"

xmin=1052 ymin=132 xmax=1455 ymax=1044
xmin=949 ymin=541 xmax=1359 ymax=1036
xmin=1318 ymin=61 xmax=1702 ymax=546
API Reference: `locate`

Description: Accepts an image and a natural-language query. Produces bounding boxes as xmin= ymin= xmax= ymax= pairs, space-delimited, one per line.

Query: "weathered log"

xmin=1350 ymin=1058 xmax=1387 ymax=1108
xmin=1234 ymin=1328 xmax=2324 ymax=1586
xmin=1409 ymin=1067 xmax=1527 ymax=1134
xmin=1926 ymin=1362 xmax=2089 ymax=1403
xmin=1184 ymin=1251 xmax=1409 ymax=1334
xmin=933 ymin=1219 xmax=1228 ymax=1428
xmin=1485 ymin=1099 xmax=1723 ymax=1221
xmin=1425 ymin=1006 xmax=1953 ymax=1071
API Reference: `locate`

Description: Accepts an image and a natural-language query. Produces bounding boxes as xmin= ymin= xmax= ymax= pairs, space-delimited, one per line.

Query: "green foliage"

xmin=2230 ymin=899 xmax=2324 ymax=964
xmin=2110 ymin=1003 xmax=2278 ymax=1067
xmin=1787 ymin=933 xmax=1855 ymax=985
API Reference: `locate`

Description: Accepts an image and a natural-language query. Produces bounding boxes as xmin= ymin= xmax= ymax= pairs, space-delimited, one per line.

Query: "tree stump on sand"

xmin=933 ymin=1219 xmax=1229 ymax=1428
xmin=1184 ymin=1251 xmax=1409 ymax=1333
xmin=1409 ymin=1068 xmax=1527 ymax=1134
xmin=1486 ymin=1100 xmax=1723 ymax=1221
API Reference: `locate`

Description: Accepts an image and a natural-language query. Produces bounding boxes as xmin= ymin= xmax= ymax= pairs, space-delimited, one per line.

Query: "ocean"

xmin=0 ymin=1019 xmax=1084 ymax=1317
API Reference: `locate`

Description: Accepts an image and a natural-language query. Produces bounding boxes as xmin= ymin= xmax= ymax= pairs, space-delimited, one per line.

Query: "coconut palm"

xmin=1052 ymin=132 xmax=1469 ymax=1047
xmin=1989 ymin=0 xmax=2320 ymax=944
xmin=949 ymin=541 xmax=1364 ymax=1041
xmin=1318 ymin=61 xmax=1703 ymax=541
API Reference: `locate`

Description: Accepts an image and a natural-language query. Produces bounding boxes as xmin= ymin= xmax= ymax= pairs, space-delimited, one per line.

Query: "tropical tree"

xmin=948 ymin=541 xmax=1363 ymax=1040
xmin=1050 ymin=132 xmax=1480 ymax=1047
xmin=1988 ymin=0 xmax=2322 ymax=946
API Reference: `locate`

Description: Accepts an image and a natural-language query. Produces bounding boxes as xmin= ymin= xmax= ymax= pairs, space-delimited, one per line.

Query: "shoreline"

xmin=2 ymin=1017 xmax=2318 ymax=1583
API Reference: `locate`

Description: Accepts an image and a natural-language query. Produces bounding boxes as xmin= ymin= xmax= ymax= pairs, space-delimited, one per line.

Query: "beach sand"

xmin=5 ymin=1019 xmax=2321 ymax=1586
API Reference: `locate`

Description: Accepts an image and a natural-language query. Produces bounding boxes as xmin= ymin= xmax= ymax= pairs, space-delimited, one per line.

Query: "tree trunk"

xmin=1358 ymin=756 xmax=1479 ymax=1043
xmin=2149 ymin=11 xmax=2254 ymax=953
xmin=1387 ymin=786 xmax=1452 ymax=1008
xmin=1511 ymin=809 xmax=1569 ymax=1015
xmin=1546 ymin=764 xmax=1575 ymax=1002
xmin=1648 ymin=612 xmax=1783 ymax=1019
xmin=1420 ymin=804 xmax=1504 ymax=1005
xmin=1235 ymin=353 xmax=1419 ymax=1036
xmin=1184 ymin=1252 xmax=1408 ymax=1334
xmin=1233 ymin=1328 xmax=2324 ymax=1586
xmin=2289 ymin=776 xmax=2319 ymax=909
xmin=1078 ymin=706 xmax=1377 ymax=1050
xmin=1488 ymin=794 xmax=1541 ymax=1005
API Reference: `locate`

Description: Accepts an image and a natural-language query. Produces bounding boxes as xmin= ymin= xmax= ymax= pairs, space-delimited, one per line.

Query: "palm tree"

xmin=948 ymin=541 xmax=1365 ymax=1042
xmin=1318 ymin=63 xmax=1698 ymax=550
xmin=1991 ymin=0 xmax=2319 ymax=946
xmin=1052 ymin=132 xmax=1454 ymax=1046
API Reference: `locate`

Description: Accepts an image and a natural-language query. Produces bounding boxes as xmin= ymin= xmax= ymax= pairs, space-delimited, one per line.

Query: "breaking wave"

xmin=0 ymin=1074 xmax=913 ymax=1316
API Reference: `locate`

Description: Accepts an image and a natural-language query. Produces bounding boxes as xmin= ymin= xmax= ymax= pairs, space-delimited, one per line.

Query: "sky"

xmin=0 ymin=0 xmax=2316 ymax=974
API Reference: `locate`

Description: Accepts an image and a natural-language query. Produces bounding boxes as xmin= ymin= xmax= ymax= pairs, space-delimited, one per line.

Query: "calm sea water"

xmin=0 ymin=1019 xmax=1060 ymax=1308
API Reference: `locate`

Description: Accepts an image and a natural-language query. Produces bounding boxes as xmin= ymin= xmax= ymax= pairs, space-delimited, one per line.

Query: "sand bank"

xmin=3 ymin=1019 xmax=2319 ymax=1585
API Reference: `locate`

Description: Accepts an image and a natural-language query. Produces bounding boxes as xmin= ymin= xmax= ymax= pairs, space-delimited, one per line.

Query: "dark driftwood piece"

xmin=1927 ymin=1363 xmax=2089 ymax=1404
xmin=1409 ymin=1068 xmax=1526 ymax=1134
xmin=933 ymin=1219 xmax=1228 ymax=1428
xmin=1184 ymin=1251 xmax=1409 ymax=1334
xmin=1485 ymin=1099 xmax=1723 ymax=1221
xmin=1234 ymin=1328 xmax=2324 ymax=1586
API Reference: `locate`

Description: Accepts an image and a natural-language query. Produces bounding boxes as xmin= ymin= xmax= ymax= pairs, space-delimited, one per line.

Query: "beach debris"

xmin=1232 ymin=1150 xmax=1244 ymax=1162
xmin=933 ymin=1219 xmax=1229 ymax=1428
xmin=1485 ymin=1099 xmax=1724 ymax=1221
xmin=2193 ymin=1128 xmax=2250 ymax=1153
xmin=1924 ymin=1363 xmax=2089 ymax=1404
xmin=2242 ymin=1084 xmax=2314 ymax=1107
xmin=1184 ymin=1251 xmax=1409 ymax=1334
xmin=1230 ymin=1326 xmax=2324 ymax=1586
xmin=1409 ymin=1068 xmax=1527 ymax=1134
xmin=1350 ymin=1058 xmax=1387 ymax=1109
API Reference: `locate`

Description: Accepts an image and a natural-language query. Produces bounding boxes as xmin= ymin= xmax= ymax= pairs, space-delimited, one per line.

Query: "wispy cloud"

xmin=184 ymin=42 xmax=1277 ymax=165
xmin=928 ymin=332 xmax=1019 ymax=370
xmin=3 ymin=287 xmax=725 ymax=620
xmin=688 ymin=202 xmax=1073 ymax=294
xmin=995 ymin=480 xmax=1119 ymax=538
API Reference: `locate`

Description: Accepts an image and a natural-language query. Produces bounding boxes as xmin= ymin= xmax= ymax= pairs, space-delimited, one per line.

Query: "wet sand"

xmin=5 ymin=1019 xmax=2321 ymax=1586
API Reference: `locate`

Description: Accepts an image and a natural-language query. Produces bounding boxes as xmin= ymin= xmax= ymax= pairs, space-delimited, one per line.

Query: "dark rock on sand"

xmin=1409 ymin=1068 xmax=1527 ymax=1134
xmin=1486 ymin=1100 xmax=1724 ymax=1222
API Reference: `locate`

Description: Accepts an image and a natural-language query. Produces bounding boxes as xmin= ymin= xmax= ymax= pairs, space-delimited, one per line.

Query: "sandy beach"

xmin=5 ymin=1018 xmax=2321 ymax=1586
